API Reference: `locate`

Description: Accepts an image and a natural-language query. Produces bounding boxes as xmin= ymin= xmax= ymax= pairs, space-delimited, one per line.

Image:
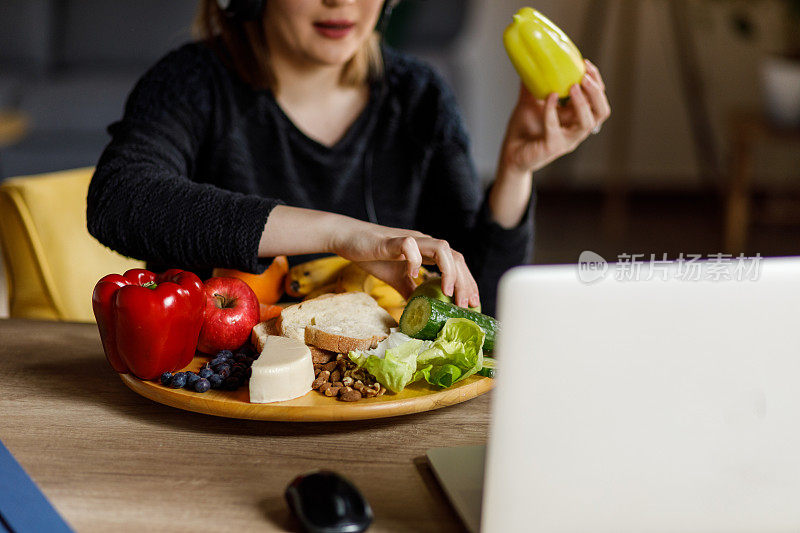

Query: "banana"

xmin=303 ymin=282 xmax=340 ymax=301
xmin=413 ymin=266 xmax=431 ymax=286
xmin=285 ymin=256 xmax=351 ymax=297
xmin=374 ymin=267 xmax=429 ymax=310
xmin=385 ymin=306 xmax=406 ymax=323
xmin=336 ymin=263 xmax=370 ymax=293
xmin=369 ymin=283 xmax=406 ymax=309
xmin=334 ymin=264 xmax=432 ymax=311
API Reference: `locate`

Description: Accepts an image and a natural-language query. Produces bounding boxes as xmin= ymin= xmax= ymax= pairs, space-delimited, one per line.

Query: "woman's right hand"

xmin=330 ymin=220 xmax=480 ymax=309
xmin=259 ymin=205 xmax=480 ymax=308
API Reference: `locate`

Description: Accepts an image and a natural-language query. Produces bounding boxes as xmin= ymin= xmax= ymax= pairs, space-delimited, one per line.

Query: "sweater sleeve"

xmin=87 ymin=44 xmax=281 ymax=273
xmin=414 ymin=79 xmax=534 ymax=316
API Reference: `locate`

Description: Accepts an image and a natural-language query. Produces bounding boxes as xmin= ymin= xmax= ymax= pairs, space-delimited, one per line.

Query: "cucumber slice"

xmin=399 ymin=296 xmax=499 ymax=353
xmin=398 ymin=296 xmax=440 ymax=339
xmin=478 ymin=357 xmax=497 ymax=378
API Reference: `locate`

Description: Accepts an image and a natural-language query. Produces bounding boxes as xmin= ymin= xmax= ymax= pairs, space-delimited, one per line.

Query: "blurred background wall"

xmin=1 ymin=0 xmax=799 ymax=317
xmin=3 ymin=0 xmax=797 ymax=185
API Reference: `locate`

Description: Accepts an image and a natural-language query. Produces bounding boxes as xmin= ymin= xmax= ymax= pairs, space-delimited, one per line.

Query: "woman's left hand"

xmin=499 ymin=59 xmax=611 ymax=176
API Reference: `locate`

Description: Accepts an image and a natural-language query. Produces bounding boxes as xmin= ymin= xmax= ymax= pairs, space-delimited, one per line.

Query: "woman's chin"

xmin=303 ymin=44 xmax=361 ymax=67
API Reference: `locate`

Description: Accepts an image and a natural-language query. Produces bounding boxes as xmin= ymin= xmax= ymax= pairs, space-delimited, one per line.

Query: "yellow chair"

xmin=0 ymin=167 xmax=145 ymax=322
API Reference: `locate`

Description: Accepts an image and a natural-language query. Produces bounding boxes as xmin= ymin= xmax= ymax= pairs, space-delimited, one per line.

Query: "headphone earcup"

xmin=378 ymin=0 xmax=402 ymax=33
xmin=216 ymin=0 xmax=264 ymax=21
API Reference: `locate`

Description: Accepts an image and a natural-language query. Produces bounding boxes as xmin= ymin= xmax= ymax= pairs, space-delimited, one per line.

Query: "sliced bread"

xmin=251 ymin=318 xmax=280 ymax=352
xmin=279 ymin=292 xmax=397 ymax=352
xmin=253 ymin=320 xmax=335 ymax=364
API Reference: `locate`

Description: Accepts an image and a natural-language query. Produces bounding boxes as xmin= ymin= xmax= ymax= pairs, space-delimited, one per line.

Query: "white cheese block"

xmin=249 ymin=335 xmax=314 ymax=403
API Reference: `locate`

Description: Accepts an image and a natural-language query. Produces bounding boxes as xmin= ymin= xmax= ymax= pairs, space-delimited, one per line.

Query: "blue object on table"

xmin=0 ymin=439 xmax=73 ymax=532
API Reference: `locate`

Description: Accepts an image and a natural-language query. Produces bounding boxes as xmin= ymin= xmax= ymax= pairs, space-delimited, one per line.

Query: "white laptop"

xmin=428 ymin=256 xmax=800 ymax=533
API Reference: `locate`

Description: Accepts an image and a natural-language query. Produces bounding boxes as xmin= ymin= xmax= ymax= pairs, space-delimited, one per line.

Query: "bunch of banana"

xmin=367 ymin=280 xmax=407 ymax=322
xmin=335 ymin=263 xmax=430 ymax=321
xmin=288 ymin=255 xmax=429 ymax=320
xmin=302 ymin=282 xmax=339 ymax=300
xmin=285 ymin=255 xmax=350 ymax=298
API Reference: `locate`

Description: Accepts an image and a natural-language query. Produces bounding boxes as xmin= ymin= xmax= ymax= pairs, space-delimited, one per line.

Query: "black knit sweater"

xmin=87 ymin=42 xmax=534 ymax=315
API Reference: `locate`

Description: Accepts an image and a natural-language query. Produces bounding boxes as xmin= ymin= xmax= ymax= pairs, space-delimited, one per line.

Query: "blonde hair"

xmin=193 ymin=0 xmax=383 ymax=90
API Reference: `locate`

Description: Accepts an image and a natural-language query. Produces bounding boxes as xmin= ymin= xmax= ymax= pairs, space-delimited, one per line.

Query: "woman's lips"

xmin=313 ymin=20 xmax=355 ymax=39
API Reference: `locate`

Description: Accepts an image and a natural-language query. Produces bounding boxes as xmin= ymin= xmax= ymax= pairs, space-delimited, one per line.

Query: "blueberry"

xmin=194 ymin=378 xmax=211 ymax=393
xmin=222 ymin=376 xmax=241 ymax=390
xmin=184 ymin=373 xmax=201 ymax=389
xmin=209 ymin=357 xmax=226 ymax=367
xmin=216 ymin=350 xmax=233 ymax=360
xmin=160 ymin=372 xmax=173 ymax=386
xmin=169 ymin=373 xmax=187 ymax=389
xmin=208 ymin=374 xmax=223 ymax=389
xmin=245 ymin=368 xmax=252 ymax=379
xmin=198 ymin=367 xmax=213 ymax=379
xmin=216 ymin=365 xmax=231 ymax=378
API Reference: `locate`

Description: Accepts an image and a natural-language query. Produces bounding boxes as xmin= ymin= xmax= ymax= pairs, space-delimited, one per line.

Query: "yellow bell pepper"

xmin=503 ymin=7 xmax=586 ymax=100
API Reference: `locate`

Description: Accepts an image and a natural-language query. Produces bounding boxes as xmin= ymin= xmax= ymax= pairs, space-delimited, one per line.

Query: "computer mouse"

xmin=285 ymin=470 xmax=373 ymax=533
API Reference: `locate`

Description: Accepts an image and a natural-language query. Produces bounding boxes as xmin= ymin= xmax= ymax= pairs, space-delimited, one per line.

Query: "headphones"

xmin=216 ymin=0 xmax=402 ymax=33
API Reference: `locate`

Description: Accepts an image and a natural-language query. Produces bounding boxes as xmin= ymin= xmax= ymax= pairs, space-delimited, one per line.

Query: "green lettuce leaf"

xmin=349 ymin=319 xmax=485 ymax=392
xmin=349 ymin=332 xmax=430 ymax=393
xmin=415 ymin=363 xmax=462 ymax=388
xmin=413 ymin=318 xmax=485 ymax=388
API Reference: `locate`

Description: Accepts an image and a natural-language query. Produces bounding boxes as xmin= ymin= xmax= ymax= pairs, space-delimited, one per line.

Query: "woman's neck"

xmin=268 ymin=50 xmax=369 ymax=147
xmin=270 ymin=50 xmax=343 ymax=104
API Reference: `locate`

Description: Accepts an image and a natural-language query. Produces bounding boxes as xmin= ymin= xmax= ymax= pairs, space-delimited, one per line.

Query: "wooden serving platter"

xmin=120 ymin=357 xmax=493 ymax=422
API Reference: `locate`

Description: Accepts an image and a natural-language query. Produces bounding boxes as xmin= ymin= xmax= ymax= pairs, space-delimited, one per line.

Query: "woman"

xmin=87 ymin=0 xmax=610 ymax=315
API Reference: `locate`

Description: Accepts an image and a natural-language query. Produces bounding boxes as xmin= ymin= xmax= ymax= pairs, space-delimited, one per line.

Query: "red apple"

xmin=197 ymin=277 xmax=260 ymax=354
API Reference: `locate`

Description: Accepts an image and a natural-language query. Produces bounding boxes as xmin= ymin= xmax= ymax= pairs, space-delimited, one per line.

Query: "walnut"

xmin=312 ymin=370 xmax=330 ymax=390
xmin=311 ymin=350 xmax=334 ymax=365
xmin=339 ymin=388 xmax=362 ymax=402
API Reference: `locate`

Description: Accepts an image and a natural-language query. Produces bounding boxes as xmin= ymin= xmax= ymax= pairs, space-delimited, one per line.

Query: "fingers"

xmin=368 ymin=229 xmax=481 ymax=308
xmin=584 ymin=59 xmax=606 ymax=91
xmin=397 ymin=236 xmax=423 ymax=278
xmin=430 ymin=240 xmax=457 ymax=297
xmin=396 ymin=273 xmax=419 ymax=300
xmin=580 ymin=71 xmax=611 ymax=127
xmin=568 ymin=83 xmax=596 ymax=135
xmin=384 ymin=235 xmax=424 ymax=279
xmin=356 ymin=260 xmax=417 ymax=299
xmin=542 ymin=92 xmax=560 ymax=135
xmin=517 ymin=82 xmax=539 ymax=106
xmin=414 ymin=238 xmax=480 ymax=307
xmin=451 ymin=251 xmax=481 ymax=309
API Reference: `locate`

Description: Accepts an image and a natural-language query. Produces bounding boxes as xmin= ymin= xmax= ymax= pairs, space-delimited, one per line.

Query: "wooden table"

xmin=0 ymin=319 xmax=490 ymax=532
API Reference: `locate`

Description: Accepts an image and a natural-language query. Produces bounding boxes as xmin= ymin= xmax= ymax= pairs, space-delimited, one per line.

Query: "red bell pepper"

xmin=92 ymin=269 xmax=205 ymax=380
